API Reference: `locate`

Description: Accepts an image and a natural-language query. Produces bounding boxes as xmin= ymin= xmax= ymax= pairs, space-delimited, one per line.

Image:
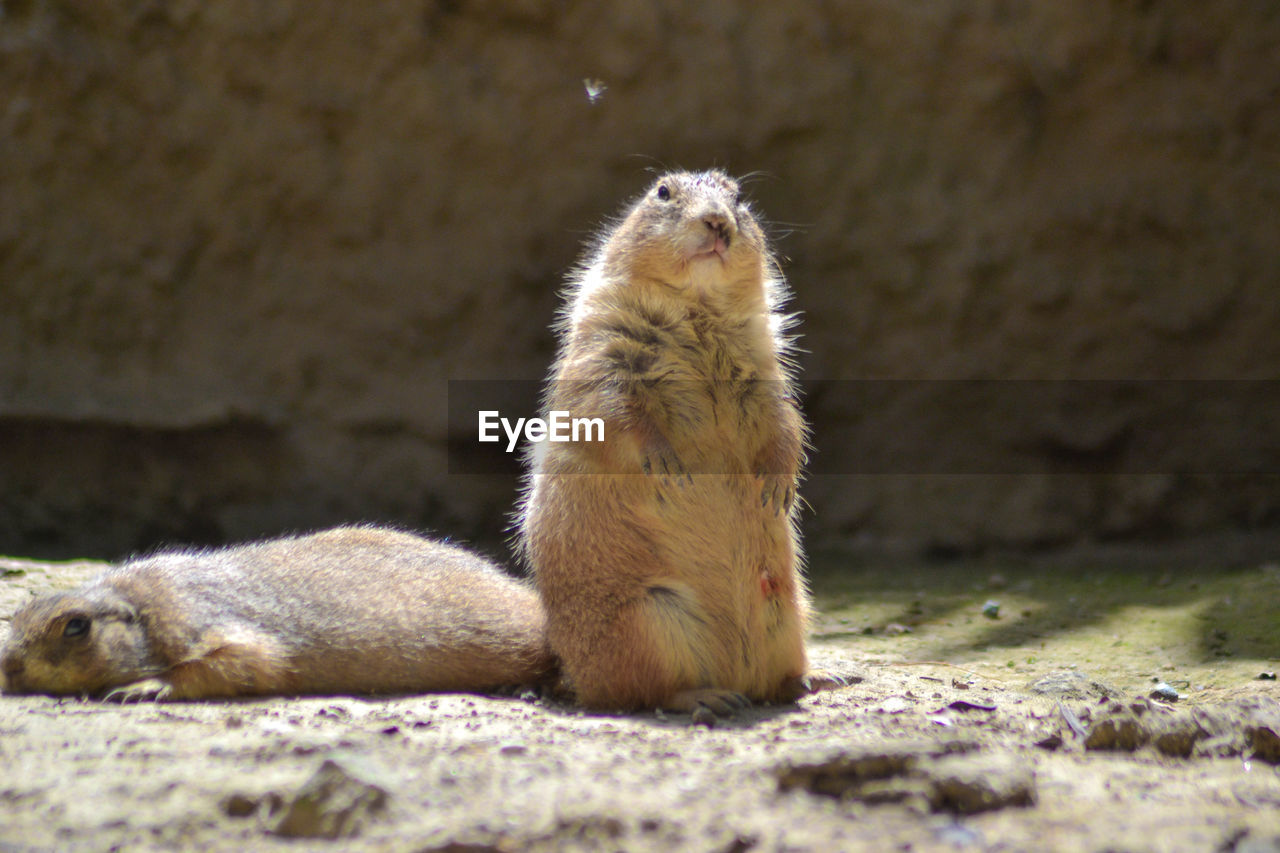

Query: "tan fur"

xmin=518 ymin=170 xmax=816 ymax=711
xmin=1 ymin=526 xmax=555 ymax=700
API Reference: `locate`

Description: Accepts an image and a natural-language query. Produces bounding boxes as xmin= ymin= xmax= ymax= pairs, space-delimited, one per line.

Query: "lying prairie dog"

xmin=1 ymin=525 xmax=554 ymax=701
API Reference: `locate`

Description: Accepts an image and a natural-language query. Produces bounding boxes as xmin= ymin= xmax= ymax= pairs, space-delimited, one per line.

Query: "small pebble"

xmin=1258 ymin=672 xmax=1277 ymax=681
xmin=1149 ymin=682 xmax=1180 ymax=702
xmin=934 ymin=822 xmax=984 ymax=847
xmin=272 ymin=758 xmax=389 ymax=840
xmin=981 ymin=600 xmax=1000 ymax=619
xmin=221 ymin=793 xmax=259 ymax=818
xmin=1034 ymin=733 xmax=1063 ymax=751
xmin=947 ymin=700 xmax=998 ymax=713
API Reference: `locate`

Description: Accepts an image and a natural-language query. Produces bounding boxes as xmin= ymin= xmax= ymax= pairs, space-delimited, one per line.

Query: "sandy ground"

xmin=2 ymin=540 xmax=1279 ymax=852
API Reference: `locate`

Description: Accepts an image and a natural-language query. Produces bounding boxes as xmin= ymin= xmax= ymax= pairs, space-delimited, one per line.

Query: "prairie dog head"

xmin=591 ymin=170 xmax=773 ymax=313
xmin=1 ymin=587 xmax=154 ymax=696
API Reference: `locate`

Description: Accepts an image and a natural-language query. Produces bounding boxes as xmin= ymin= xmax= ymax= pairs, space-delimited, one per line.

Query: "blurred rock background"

xmin=1 ymin=0 xmax=1277 ymax=559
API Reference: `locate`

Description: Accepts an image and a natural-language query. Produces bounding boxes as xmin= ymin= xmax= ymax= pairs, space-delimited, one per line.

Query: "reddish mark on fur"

xmin=760 ymin=569 xmax=781 ymax=599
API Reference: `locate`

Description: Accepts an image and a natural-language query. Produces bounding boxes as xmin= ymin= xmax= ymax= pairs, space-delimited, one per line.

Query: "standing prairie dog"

xmin=519 ymin=170 xmax=831 ymax=715
xmin=1 ymin=525 xmax=554 ymax=700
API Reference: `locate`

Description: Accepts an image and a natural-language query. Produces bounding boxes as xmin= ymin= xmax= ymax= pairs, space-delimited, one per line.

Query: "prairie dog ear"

xmin=108 ymin=599 xmax=141 ymax=625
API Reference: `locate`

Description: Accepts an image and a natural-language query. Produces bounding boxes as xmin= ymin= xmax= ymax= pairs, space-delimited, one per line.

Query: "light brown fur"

xmin=518 ymin=170 xmax=821 ymax=714
xmin=1 ymin=525 xmax=554 ymax=700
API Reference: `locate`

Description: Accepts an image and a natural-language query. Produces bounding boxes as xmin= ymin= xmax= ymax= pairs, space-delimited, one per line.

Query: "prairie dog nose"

xmin=1 ymin=651 xmax=23 ymax=682
xmin=701 ymin=209 xmax=733 ymax=246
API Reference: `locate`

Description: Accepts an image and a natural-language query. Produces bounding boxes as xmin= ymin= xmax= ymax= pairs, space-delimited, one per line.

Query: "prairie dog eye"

xmin=63 ymin=617 xmax=91 ymax=639
xmin=656 ymin=185 xmax=670 ymax=201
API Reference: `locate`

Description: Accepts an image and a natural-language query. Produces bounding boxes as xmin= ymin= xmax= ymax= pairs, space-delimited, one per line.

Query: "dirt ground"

xmin=2 ymin=536 xmax=1279 ymax=852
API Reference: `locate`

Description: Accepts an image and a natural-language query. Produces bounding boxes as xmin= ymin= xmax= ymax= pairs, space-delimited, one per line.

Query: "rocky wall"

xmin=1 ymin=0 xmax=1277 ymax=557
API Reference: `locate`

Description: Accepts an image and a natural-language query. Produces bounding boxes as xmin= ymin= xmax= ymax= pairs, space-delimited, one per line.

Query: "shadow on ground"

xmin=808 ymin=532 xmax=1280 ymax=683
